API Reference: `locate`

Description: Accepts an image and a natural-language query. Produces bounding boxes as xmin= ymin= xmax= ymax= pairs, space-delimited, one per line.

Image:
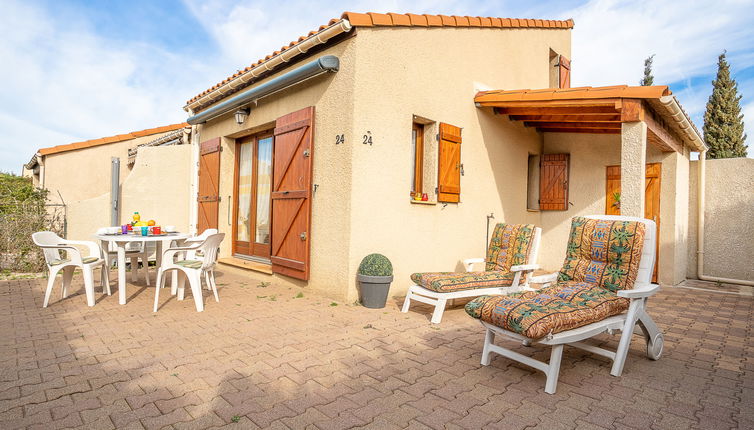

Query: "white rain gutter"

xmin=659 ymin=95 xmax=752 ymax=285
xmin=184 ymin=19 xmax=352 ymax=112
xmin=696 ymin=151 xmax=754 ymax=286
xmin=658 ymin=95 xmax=705 ymax=151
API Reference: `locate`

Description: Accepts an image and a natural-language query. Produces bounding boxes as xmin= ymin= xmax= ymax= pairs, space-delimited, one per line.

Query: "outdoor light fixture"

xmin=234 ymin=108 xmax=250 ymax=125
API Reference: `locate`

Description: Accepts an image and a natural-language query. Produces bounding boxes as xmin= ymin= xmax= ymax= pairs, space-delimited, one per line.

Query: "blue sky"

xmin=2 ymin=0 xmax=753 ymax=172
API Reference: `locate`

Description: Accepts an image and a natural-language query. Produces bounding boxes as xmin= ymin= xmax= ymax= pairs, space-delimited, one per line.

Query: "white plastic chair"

xmin=32 ymin=231 xmax=110 ymax=307
xmin=184 ymin=229 xmax=218 ymax=288
xmin=96 ymin=228 xmax=151 ymax=285
xmin=474 ymin=215 xmax=663 ymax=394
xmin=153 ymin=233 xmax=224 ymax=312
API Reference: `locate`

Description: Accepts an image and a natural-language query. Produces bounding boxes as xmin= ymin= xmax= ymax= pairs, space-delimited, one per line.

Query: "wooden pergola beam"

xmin=525 ymin=121 xmax=622 ymax=129
xmin=538 ymin=128 xmax=621 ymax=134
xmin=495 ymin=106 xmax=620 ymax=115
xmin=644 ymin=113 xmax=684 ymax=153
xmin=510 ymin=114 xmax=622 ymax=122
xmin=479 ymin=99 xmax=620 ymax=109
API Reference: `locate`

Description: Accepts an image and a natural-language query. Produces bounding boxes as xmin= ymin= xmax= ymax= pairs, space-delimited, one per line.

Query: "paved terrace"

xmin=0 ymin=269 xmax=751 ymax=430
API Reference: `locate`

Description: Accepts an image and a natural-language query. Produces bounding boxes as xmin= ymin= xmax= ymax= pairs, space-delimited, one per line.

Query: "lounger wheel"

xmin=647 ymin=332 xmax=663 ymax=360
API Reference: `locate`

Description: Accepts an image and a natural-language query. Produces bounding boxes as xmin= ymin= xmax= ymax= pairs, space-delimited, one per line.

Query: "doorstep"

xmin=218 ymin=257 xmax=273 ymax=274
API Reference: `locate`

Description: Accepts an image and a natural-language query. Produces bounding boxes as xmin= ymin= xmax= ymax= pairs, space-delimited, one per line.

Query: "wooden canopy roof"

xmin=474 ymin=85 xmax=703 ymax=153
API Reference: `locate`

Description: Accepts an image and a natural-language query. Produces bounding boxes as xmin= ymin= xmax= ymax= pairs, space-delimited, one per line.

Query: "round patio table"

xmin=95 ymin=232 xmax=190 ymax=305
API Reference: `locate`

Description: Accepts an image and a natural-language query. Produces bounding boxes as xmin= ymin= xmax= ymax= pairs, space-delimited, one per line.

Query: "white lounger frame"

xmin=402 ymin=227 xmax=542 ymax=324
xmin=478 ymin=215 xmax=664 ymax=394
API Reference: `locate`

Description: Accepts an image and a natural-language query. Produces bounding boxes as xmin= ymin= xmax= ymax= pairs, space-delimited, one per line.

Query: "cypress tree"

xmin=640 ymin=55 xmax=655 ymax=86
xmin=703 ymin=51 xmax=748 ymax=158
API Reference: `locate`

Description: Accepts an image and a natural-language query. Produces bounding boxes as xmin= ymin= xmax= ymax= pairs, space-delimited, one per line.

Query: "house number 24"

xmin=362 ymin=131 xmax=373 ymax=145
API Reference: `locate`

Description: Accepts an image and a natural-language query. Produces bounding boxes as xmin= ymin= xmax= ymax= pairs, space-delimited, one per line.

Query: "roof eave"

xmin=184 ymin=19 xmax=353 ymax=113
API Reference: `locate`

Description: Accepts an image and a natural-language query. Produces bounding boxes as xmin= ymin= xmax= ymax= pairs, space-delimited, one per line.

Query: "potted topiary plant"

xmin=357 ymin=254 xmax=393 ymax=309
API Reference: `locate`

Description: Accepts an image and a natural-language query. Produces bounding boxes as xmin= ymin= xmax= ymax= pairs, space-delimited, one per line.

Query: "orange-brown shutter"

xmin=270 ymin=106 xmax=314 ymax=280
xmin=559 ymin=56 xmax=571 ymax=89
xmin=437 ymin=122 xmax=462 ymax=203
xmin=539 ymin=154 xmax=569 ymax=210
xmin=197 ymin=138 xmax=221 ymax=232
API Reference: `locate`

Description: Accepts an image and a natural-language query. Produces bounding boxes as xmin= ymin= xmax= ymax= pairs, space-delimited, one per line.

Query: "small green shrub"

xmin=358 ymin=253 xmax=393 ymax=277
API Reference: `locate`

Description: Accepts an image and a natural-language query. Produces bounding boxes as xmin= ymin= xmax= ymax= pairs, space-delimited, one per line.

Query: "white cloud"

xmin=0 ymin=0 xmax=215 ymax=172
xmin=568 ymin=0 xmax=754 ymax=88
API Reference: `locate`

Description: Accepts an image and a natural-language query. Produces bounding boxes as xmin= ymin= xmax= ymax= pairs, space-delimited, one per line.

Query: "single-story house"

xmin=180 ymin=11 xmax=719 ymax=302
xmin=24 ymin=123 xmax=193 ymax=240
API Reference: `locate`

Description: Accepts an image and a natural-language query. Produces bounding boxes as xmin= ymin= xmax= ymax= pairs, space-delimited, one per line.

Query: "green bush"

xmin=358 ymin=253 xmax=393 ymax=277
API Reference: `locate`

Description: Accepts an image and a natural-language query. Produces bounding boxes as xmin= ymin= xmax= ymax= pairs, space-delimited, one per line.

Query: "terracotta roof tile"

xmin=388 ymin=13 xmax=411 ymax=26
xmin=455 ymin=16 xmax=470 ymax=26
xmin=38 ymin=123 xmax=187 ymax=156
xmin=406 ymin=13 xmax=427 ymax=26
xmin=185 ymin=11 xmax=574 ymax=107
xmin=425 ymin=14 xmax=443 ymax=26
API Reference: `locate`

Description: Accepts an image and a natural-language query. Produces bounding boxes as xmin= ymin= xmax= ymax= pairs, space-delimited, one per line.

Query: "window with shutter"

xmin=539 ymin=154 xmax=569 ymax=211
xmin=437 ymin=122 xmax=461 ymax=203
xmin=559 ymin=55 xmax=571 ymax=89
xmin=197 ymin=138 xmax=221 ymax=232
xmin=270 ymin=106 xmax=314 ymax=280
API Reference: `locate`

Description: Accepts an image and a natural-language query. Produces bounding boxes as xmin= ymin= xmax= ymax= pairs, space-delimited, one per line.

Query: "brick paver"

xmin=0 ymin=268 xmax=752 ymax=429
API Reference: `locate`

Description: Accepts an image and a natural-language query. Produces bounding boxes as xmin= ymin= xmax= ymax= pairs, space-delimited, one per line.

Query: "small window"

xmin=411 ymin=122 xmax=424 ymax=196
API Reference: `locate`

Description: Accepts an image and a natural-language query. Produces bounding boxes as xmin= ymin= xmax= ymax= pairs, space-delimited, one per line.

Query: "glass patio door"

xmin=233 ymin=134 xmax=273 ymax=260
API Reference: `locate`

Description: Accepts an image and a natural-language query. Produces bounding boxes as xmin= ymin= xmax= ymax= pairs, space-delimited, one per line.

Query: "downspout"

xmin=189 ymin=123 xmax=200 ymax=235
xmin=696 ymin=151 xmax=754 ymax=286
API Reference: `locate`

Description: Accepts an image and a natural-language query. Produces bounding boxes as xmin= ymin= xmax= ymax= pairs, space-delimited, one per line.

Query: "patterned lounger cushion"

xmin=486 ymin=223 xmax=536 ymax=271
xmin=410 ymin=271 xmax=517 ymax=293
xmin=176 ymin=260 xmax=203 ymax=269
xmin=410 ymin=223 xmax=536 ymax=293
xmin=466 ymin=217 xmax=646 ymax=339
xmin=50 ymin=257 xmax=98 ymax=266
xmin=465 ymin=282 xmax=629 ymax=339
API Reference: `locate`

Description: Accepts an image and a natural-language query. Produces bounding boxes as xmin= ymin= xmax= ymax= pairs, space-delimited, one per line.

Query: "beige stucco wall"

xmin=345 ymin=27 xmax=571 ymax=302
xmin=63 ymin=145 xmax=192 ymax=241
xmin=194 ymin=39 xmax=357 ymax=299
xmin=539 ymin=131 xmax=688 ymax=285
xmin=195 ymin=26 xmax=571 ymax=301
xmin=119 ymin=145 xmax=192 ymax=232
xmin=40 ymin=132 xmax=177 ymax=206
xmin=688 ymin=158 xmax=754 ymax=281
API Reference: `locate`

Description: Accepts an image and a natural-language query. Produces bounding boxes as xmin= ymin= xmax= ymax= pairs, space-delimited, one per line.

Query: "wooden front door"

xmin=270 ymin=106 xmax=314 ymax=280
xmin=605 ymin=163 xmax=661 ymax=281
xmin=197 ymin=138 xmax=221 ymax=232
xmin=233 ymin=133 xmax=274 ymax=259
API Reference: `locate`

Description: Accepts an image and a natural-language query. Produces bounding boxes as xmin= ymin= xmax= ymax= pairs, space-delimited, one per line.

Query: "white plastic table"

xmin=95 ymin=232 xmax=190 ymax=305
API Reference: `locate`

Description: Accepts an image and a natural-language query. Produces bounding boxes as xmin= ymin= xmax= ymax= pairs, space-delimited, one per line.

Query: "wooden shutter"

xmin=197 ymin=138 xmax=221 ymax=232
xmin=539 ymin=154 xmax=569 ymax=210
xmin=270 ymin=106 xmax=314 ymax=280
xmin=558 ymin=55 xmax=571 ymax=89
xmin=437 ymin=122 xmax=462 ymax=203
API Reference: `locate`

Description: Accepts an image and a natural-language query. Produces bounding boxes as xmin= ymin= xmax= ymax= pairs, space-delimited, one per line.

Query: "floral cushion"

xmin=466 ymin=217 xmax=646 ymax=339
xmin=486 ymin=223 xmax=536 ymax=272
xmin=50 ymin=257 xmax=98 ymax=266
xmin=410 ymin=223 xmax=536 ymax=293
xmin=558 ymin=217 xmax=646 ymax=292
xmin=410 ymin=271 xmax=517 ymax=293
xmin=176 ymin=259 xmax=203 ymax=269
xmin=465 ymin=281 xmax=629 ymax=339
